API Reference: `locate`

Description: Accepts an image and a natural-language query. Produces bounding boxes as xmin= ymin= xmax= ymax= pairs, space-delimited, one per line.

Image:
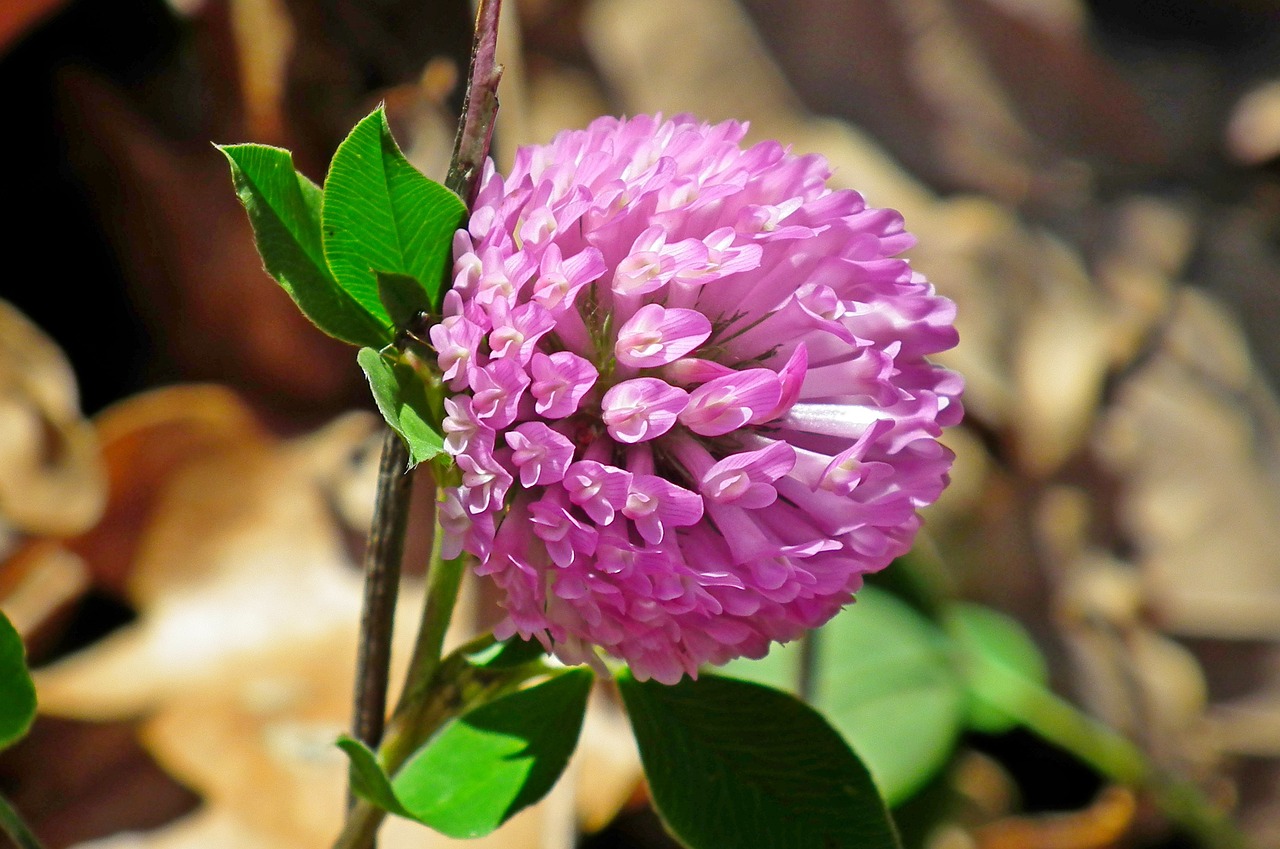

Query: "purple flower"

xmin=437 ymin=114 xmax=962 ymax=683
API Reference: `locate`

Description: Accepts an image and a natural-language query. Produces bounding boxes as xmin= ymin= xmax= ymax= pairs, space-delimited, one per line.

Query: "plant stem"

xmin=350 ymin=429 xmax=413 ymax=759
xmin=445 ymin=0 xmax=504 ymax=205
xmin=0 ymin=792 xmax=44 ymax=849
xmin=381 ymin=498 xmax=467 ymax=771
xmin=393 ymin=499 xmax=458 ymax=712
xmin=338 ymin=0 xmax=504 ymax=844
xmin=796 ymin=629 xmax=819 ymax=703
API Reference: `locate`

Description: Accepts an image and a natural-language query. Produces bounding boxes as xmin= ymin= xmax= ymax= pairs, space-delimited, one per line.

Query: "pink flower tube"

xmin=438 ymin=114 xmax=962 ymax=683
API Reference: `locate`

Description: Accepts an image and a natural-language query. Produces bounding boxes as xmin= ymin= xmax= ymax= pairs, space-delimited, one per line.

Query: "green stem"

xmin=1002 ymin=669 xmax=1249 ymax=848
xmin=0 ymin=792 xmax=44 ymax=849
xmin=394 ymin=498 xmax=464 ymax=713
xmin=380 ymin=508 xmax=467 ymax=771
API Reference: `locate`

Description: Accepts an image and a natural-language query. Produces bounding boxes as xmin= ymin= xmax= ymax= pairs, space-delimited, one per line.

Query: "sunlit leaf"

xmin=340 ymin=670 xmax=593 ymax=838
xmin=618 ymin=669 xmax=900 ymax=849
xmin=393 ymin=668 xmax=592 ymax=838
xmin=336 ymin=736 xmax=413 ymax=819
xmin=322 ymin=107 xmax=466 ymax=324
xmin=219 ymin=143 xmax=392 ymax=348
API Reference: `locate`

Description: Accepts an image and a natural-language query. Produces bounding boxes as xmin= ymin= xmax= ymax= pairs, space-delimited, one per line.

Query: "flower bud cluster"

xmin=435 ymin=114 xmax=962 ymax=683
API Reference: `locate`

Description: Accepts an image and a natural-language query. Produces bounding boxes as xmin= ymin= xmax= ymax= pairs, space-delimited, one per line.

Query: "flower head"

xmin=439 ymin=114 xmax=962 ymax=683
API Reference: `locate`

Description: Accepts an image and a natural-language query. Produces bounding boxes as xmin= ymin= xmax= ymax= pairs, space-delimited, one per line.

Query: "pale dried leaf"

xmin=1095 ymin=291 xmax=1280 ymax=638
xmin=0 ymin=300 xmax=106 ymax=537
xmin=0 ymin=540 xmax=89 ymax=636
xmin=1010 ymin=238 xmax=1111 ymax=476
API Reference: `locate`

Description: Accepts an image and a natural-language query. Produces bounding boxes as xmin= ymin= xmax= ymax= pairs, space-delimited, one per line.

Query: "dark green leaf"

xmin=393 ymin=668 xmax=593 ymax=838
xmin=949 ymin=603 xmax=1049 ymax=733
xmin=357 ymin=347 xmax=444 ymax=466
xmin=0 ymin=611 xmax=36 ymax=750
xmin=336 ymin=736 xmax=412 ymax=819
xmin=219 ymin=143 xmax=391 ymax=347
xmin=376 ymin=271 xmax=431 ymax=331
xmin=322 ymin=108 xmax=467 ymax=323
xmin=722 ymin=587 xmax=967 ymax=806
xmin=618 ymin=670 xmax=900 ymax=849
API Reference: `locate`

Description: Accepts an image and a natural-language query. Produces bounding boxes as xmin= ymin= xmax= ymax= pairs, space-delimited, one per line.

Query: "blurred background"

xmin=8 ymin=0 xmax=1280 ymax=846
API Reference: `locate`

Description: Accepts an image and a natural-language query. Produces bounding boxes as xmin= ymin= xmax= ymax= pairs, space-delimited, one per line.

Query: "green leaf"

xmin=322 ymin=107 xmax=467 ymax=323
xmin=393 ymin=668 xmax=593 ymax=838
xmin=618 ymin=670 xmax=900 ymax=849
xmin=357 ymin=347 xmax=444 ymax=466
xmin=376 ymin=271 xmax=432 ymax=331
xmin=949 ymin=603 xmax=1049 ymax=734
xmin=335 ymin=736 xmax=413 ymax=819
xmin=816 ymin=589 xmax=966 ymax=806
xmin=0 ymin=611 xmax=36 ymax=750
xmin=723 ymin=587 xmax=967 ymax=806
xmin=219 ymin=143 xmax=392 ymax=348
xmin=464 ymin=635 xmax=548 ymax=670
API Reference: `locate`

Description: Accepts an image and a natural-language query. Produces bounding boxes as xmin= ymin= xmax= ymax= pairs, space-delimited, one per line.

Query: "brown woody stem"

xmin=349 ymin=430 xmax=413 ymax=778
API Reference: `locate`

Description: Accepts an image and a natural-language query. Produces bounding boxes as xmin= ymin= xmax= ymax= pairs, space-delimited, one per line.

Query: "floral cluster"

xmin=433 ymin=114 xmax=962 ymax=683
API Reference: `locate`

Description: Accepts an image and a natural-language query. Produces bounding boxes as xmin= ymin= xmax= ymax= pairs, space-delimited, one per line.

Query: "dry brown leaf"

xmin=228 ymin=0 xmax=296 ymax=144
xmin=69 ymin=385 xmax=267 ymax=598
xmin=1095 ymin=290 xmax=1280 ymax=639
xmin=0 ymin=540 xmax=88 ymax=639
xmin=974 ymin=786 xmax=1137 ymax=849
xmin=0 ymin=300 xmax=106 ymax=542
xmin=57 ymin=72 xmax=366 ymax=418
xmin=1226 ymin=78 xmax=1280 ymax=165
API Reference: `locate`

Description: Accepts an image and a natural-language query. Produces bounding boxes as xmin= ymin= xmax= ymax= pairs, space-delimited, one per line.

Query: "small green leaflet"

xmin=339 ymin=668 xmax=593 ymax=838
xmin=618 ymin=670 xmax=900 ymax=849
xmin=337 ymin=737 xmax=414 ymax=820
xmin=219 ymin=143 xmax=392 ymax=348
xmin=357 ymin=348 xmax=444 ymax=466
xmin=0 ymin=611 xmax=36 ymax=751
xmin=322 ymin=107 xmax=467 ymax=324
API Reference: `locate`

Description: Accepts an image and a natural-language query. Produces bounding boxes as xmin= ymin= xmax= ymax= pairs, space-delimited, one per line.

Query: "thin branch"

xmin=350 ymin=429 xmax=414 ymax=759
xmin=445 ymin=0 xmax=504 ymax=205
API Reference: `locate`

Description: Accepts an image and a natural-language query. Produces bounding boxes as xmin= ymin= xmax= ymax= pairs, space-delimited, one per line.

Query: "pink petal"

xmin=678 ymin=369 xmax=783 ymax=437
xmin=601 ymin=378 xmax=689 ymax=443
xmin=614 ymin=305 xmax=713 ymax=368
